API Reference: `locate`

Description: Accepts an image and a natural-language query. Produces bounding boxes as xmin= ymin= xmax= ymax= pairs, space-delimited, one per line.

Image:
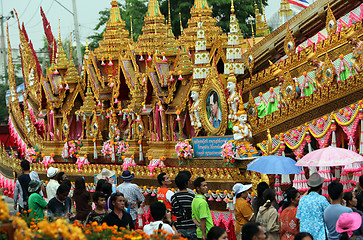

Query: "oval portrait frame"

xmin=199 ymin=66 xmax=228 ymax=135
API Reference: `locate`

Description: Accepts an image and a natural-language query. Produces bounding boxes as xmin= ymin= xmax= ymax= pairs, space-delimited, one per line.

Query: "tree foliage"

xmin=88 ymin=0 xmax=268 ymax=50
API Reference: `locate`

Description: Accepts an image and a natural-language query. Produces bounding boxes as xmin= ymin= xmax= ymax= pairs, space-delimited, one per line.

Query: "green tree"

xmin=159 ymin=0 xmax=268 ymax=38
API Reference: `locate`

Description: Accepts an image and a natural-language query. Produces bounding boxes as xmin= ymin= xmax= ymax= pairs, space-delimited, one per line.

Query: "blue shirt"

xmin=324 ymin=204 xmax=352 ymax=240
xmin=296 ymin=192 xmax=330 ymax=240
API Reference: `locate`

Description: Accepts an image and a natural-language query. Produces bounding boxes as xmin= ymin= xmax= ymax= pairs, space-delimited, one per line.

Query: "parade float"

xmin=1 ymin=0 xmax=363 ymax=235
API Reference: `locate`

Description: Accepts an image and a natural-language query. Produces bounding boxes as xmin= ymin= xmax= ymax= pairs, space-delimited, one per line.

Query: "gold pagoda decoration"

xmin=279 ymin=0 xmax=293 ymax=25
xmin=94 ymin=0 xmax=129 ymax=59
xmin=255 ymin=3 xmax=269 ymax=37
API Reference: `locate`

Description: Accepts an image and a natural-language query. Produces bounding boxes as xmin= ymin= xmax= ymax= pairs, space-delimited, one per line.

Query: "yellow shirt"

xmin=234 ymin=198 xmax=254 ymax=235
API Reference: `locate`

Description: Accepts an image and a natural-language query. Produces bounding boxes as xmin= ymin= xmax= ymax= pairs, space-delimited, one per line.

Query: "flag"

xmin=288 ymin=0 xmax=310 ymax=9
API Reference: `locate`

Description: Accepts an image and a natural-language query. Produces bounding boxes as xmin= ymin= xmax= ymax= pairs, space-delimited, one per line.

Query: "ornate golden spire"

xmin=179 ymin=12 xmax=184 ymax=34
xmin=56 ymin=20 xmax=68 ymax=70
xmin=168 ymin=0 xmax=172 ymax=28
xmin=7 ymin=24 xmax=18 ymax=103
xmin=65 ymin=33 xmax=81 ymax=85
xmin=147 ymin=0 xmax=162 ymax=17
xmin=254 ymin=3 xmax=268 ymax=37
xmin=94 ymin=0 xmax=129 ymax=59
xmin=231 ymin=0 xmax=235 ymax=14
xmin=130 ymin=16 xmax=133 ymax=41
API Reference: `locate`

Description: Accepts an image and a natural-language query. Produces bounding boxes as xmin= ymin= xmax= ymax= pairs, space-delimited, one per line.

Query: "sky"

xmin=2 ymin=0 xmax=281 ymax=51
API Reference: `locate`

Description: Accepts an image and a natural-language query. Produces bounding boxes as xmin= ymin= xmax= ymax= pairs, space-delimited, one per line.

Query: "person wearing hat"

xmin=324 ymin=181 xmax=353 ymax=240
xmin=296 ymin=172 xmax=330 ymax=240
xmin=336 ymin=212 xmax=362 ymax=239
xmin=28 ymin=179 xmax=47 ymax=222
xmin=233 ymin=183 xmax=254 ymax=240
xmin=116 ymin=170 xmax=144 ymax=226
xmin=46 ymin=167 xmax=60 ymax=201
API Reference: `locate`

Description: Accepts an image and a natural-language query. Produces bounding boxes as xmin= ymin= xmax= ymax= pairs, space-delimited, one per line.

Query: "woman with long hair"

xmin=207 ymin=226 xmax=228 ymax=240
xmin=72 ymin=177 xmax=92 ymax=222
xmin=279 ymin=187 xmax=300 ymax=240
xmin=256 ymin=188 xmax=280 ymax=240
xmin=252 ymin=182 xmax=269 ymax=215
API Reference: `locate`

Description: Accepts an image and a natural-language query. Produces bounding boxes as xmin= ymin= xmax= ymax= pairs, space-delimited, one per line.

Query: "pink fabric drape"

xmin=154 ymin=105 xmax=161 ymax=141
xmin=69 ymin=115 xmax=83 ymax=140
xmin=48 ymin=114 xmax=54 ymax=141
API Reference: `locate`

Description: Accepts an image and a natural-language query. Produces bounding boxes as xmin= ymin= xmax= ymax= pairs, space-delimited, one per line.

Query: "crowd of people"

xmin=11 ymin=159 xmax=363 ymax=240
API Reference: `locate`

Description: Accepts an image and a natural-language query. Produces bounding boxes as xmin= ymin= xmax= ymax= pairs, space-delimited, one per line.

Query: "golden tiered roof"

xmin=255 ymin=4 xmax=269 ymax=37
xmin=56 ymin=25 xmax=68 ymax=71
xmin=180 ymin=0 xmax=223 ymax=49
xmin=94 ymin=0 xmax=129 ymax=59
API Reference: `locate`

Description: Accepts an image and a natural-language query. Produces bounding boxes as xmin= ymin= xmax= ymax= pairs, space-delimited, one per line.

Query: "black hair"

xmin=93 ymin=191 xmax=106 ymax=203
xmin=57 ymin=172 xmax=65 ymax=184
xmin=178 ymin=170 xmax=192 ymax=180
xmin=157 ymin=173 xmax=167 ymax=186
xmin=74 ymin=177 xmax=87 ymax=196
xmin=211 ymin=91 xmax=218 ymax=104
xmin=328 ymin=181 xmax=343 ymax=201
xmin=255 ymin=182 xmax=269 ymax=211
xmin=96 ymin=179 xmax=106 ymax=192
xmin=207 ymin=226 xmax=226 ymax=240
xmin=150 ymin=201 xmax=167 ymax=221
xmin=62 ymin=179 xmax=72 ymax=190
xmin=110 ymin=192 xmax=125 ymax=207
xmin=339 ymin=232 xmax=349 ymax=240
xmin=308 ymin=184 xmax=323 ymax=194
xmin=263 ymin=188 xmax=276 ymax=209
xmin=295 ymin=232 xmax=313 ymax=240
xmin=236 ymin=192 xmax=243 ymax=199
xmin=359 ymin=175 xmax=363 ymax=187
xmin=21 ymin=160 xmax=30 ymax=171
xmin=175 ymin=173 xmax=189 ymax=190
xmin=242 ymin=222 xmax=261 ymax=240
xmin=343 ymin=192 xmax=354 ymax=207
xmin=194 ymin=177 xmax=206 ymax=189
xmin=281 ymin=187 xmax=299 ymax=212
xmin=101 ymin=182 xmax=112 ymax=198
xmin=56 ymin=182 xmax=70 ymax=196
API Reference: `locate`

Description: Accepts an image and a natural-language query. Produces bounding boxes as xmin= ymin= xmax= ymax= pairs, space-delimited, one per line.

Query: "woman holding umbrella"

xmin=233 ymin=183 xmax=255 ymax=240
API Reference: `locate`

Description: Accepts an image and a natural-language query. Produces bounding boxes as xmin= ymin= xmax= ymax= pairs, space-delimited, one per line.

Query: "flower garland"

xmin=25 ymin=146 xmax=42 ymax=163
xmin=62 ymin=140 xmax=83 ymax=161
xmin=175 ymin=139 xmax=193 ymax=165
xmin=101 ymin=140 xmax=129 ymax=162
xmin=221 ymin=140 xmax=237 ymax=166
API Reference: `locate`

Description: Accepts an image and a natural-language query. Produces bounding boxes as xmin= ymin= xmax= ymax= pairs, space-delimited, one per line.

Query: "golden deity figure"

xmin=189 ymin=80 xmax=202 ymax=129
xmin=226 ymin=70 xmax=240 ymax=123
xmin=351 ymin=38 xmax=363 ymax=73
xmin=232 ymin=104 xmax=259 ymax=158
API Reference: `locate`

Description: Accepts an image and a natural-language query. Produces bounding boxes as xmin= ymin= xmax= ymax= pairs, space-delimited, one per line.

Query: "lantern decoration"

xmin=108 ymin=57 xmax=113 ymax=66
xmin=169 ymin=71 xmax=174 ymax=82
xmin=59 ymin=81 xmax=63 ymax=89
xmin=176 ymin=110 xmax=181 ymax=121
xmin=161 ymin=52 xmax=167 ymax=62
xmin=139 ymin=52 xmax=144 ymax=61
xmin=178 ymin=70 xmax=183 ymax=80
xmin=54 ymin=66 xmax=59 ymax=74
xmin=65 ymin=81 xmax=70 ymax=90
xmin=101 ymin=57 xmax=106 ymax=66
xmin=147 ymin=52 xmax=152 ymax=61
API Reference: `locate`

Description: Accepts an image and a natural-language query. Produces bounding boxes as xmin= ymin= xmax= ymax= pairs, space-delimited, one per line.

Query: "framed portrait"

xmin=200 ymin=66 xmax=227 ymax=135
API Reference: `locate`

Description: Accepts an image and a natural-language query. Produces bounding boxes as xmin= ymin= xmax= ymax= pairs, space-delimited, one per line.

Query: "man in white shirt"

xmin=46 ymin=167 xmax=59 ymax=201
xmin=143 ymin=201 xmax=175 ymax=236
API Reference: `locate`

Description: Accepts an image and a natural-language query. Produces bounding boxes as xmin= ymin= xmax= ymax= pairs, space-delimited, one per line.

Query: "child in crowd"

xmin=84 ymin=191 xmax=110 ymax=225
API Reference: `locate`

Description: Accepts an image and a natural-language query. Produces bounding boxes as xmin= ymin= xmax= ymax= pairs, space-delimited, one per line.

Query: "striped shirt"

xmin=170 ymin=191 xmax=196 ymax=229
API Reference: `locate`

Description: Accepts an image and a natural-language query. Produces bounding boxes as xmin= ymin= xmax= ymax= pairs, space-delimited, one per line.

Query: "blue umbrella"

xmin=247 ymin=155 xmax=302 ymax=174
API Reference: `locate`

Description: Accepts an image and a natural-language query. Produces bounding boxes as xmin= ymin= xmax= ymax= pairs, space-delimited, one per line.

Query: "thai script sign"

xmin=192 ymin=136 xmax=233 ymax=158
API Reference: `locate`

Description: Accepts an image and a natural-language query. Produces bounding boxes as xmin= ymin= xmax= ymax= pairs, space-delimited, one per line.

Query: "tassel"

xmin=59 ymin=82 xmax=63 ymax=89
xmin=108 ymin=57 xmax=113 ymax=66
xmin=97 ymin=101 xmax=102 ymax=106
xmin=178 ymin=70 xmax=183 ymax=80
xmin=123 ymin=112 xmax=127 ymax=121
xmin=139 ymin=52 xmax=144 ymax=61
xmin=169 ymin=71 xmax=174 ymax=82
xmin=162 ymin=52 xmax=167 ymax=62
xmin=76 ymin=113 xmax=79 ymax=121
xmin=83 ymin=114 xmax=86 ymax=121
xmin=142 ymin=74 xmax=146 ymax=84
xmin=147 ymin=52 xmax=152 ymax=61
xmin=139 ymin=141 xmax=143 ymax=162
xmin=118 ymin=108 xmax=122 ymax=116
xmin=114 ymin=96 xmax=119 ymax=104
xmin=63 ymin=141 xmax=69 ymax=158
xmin=65 ymin=82 xmax=69 ymax=90
xmin=54 ymin=67 xmax=59 ymax=74
xmin=93 ymin=139 xmax=98 ymax=160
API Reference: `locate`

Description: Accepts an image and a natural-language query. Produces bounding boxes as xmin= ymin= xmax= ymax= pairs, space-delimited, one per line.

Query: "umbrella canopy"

xmin=296 ymin=146 xmax=363 ymax=167
xmin=247 ymin=155 xmax=302 ymax=174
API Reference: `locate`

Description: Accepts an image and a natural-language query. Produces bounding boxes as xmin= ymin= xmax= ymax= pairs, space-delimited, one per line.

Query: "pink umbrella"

xmin=296 ymin=146 xmax=363 ymax=167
